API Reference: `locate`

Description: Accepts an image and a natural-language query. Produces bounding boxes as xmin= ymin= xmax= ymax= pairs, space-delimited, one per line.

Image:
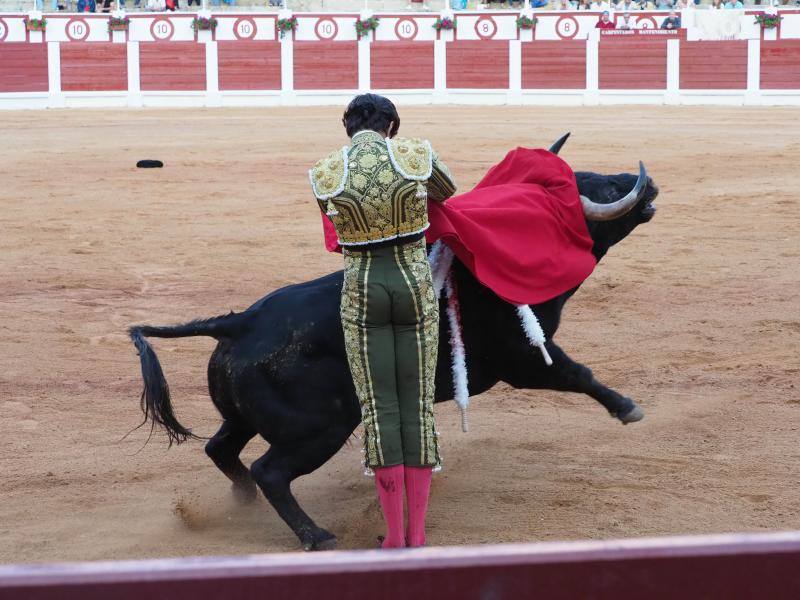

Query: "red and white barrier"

xmin=1 ymin=10 xmax=799 ymax=109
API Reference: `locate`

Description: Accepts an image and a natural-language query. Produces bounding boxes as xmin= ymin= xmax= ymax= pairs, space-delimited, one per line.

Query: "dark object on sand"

xmin=136 ymin=160 xmax=164 ymax=168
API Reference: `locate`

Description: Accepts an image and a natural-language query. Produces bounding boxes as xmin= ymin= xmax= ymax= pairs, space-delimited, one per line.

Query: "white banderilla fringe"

xmin=429 ymin=241 xmax=470 ymax=432
xmin=515 ymin=304 xmax=553 ymax=366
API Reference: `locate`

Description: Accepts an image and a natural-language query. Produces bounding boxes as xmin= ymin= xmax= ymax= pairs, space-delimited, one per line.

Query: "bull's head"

xmin=549 ymin=133 xmax=659 ymax=261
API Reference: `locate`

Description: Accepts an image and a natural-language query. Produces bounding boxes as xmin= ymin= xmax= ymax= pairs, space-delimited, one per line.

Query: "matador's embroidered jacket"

xmin=309 ymin=130 xmax=457 ymax=246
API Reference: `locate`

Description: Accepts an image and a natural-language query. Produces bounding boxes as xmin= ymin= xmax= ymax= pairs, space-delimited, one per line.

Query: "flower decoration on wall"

xmin=276 ymin=16 xmax=298 ymax=39
xmin=24 ymin=17 xmax=47 ymax=32
xmin=516 ymin=16 xmax=537 ymax=30
xmin=433 ymin=17 xmax=456 ymax=31
xmin=108 ymin=16 xmax=130 ymax=33
xmin=191 ymin=17 xmax=218 ymax=32
xmin=355 ymin=16 xmax=380 ymax=39
xmin=754 ymin=13 xmax=782 ymax=29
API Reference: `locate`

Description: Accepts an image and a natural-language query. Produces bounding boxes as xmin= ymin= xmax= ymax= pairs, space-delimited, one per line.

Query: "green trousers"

xmin=341 ymin=238 xmax=440 ymax=469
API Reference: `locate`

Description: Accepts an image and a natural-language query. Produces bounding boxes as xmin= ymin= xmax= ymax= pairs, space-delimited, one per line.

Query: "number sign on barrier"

xmin=556 ymin=15 xmax=579 ymax=39
xmin=0 ymin=18 xmax=8 ymax=42
xmin=66 ymin=18 xmax=90 ymax=41
xmin=234 ymin=17 xmax=257 ymax=40
xmin=475 ymin=16 xmax=497 ymax=40
xmin=314 ymin=17 xmax=337 ymax=40
xmin=150 ymin=18 xmax=174 ymax=41
xmin=395 ymin=17 xmax=418 ymax=40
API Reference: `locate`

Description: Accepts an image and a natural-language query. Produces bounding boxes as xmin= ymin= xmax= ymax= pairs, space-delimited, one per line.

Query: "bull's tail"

xmin=128 ymin=313 xmax=244 ymax=446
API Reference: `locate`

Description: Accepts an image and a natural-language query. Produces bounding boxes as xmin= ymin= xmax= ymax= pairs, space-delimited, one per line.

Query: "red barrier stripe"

xmin=371 ymin=41 xmax=434 ymax=89
xmin=217 ymin=41 xmax=281 ymax=91
xmin=447 ymin=40 xmax=509 ymax=89
xmin=522 ymin=40 xmax=585 ymax=89
xmin=0 ymin=43 xmax=48 ymax=93
xmin=60 ymin=43 xmax=128 ymax=92
xmin=293 ymin=41 xmax=358 ymax=90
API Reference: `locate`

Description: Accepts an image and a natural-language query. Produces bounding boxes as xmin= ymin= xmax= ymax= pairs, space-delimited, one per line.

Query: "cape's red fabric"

xmin=321 ymin=148 xmax=596 ymax=305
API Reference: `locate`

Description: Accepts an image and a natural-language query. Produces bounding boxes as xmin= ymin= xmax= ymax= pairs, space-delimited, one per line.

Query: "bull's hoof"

xmin=303 ymin=531 xmax=338 ymax=552
xmin=617 ymin=403 xmax=644 ymax=425
xmin=232 ymin=482 xmax=258 ymax=505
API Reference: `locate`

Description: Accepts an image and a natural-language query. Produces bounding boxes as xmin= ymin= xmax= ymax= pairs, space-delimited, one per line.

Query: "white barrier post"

xmin=279 ymin=9 xmax=294 ymax=105
xmin=358 ymin=9 xmax=371 ymax=92
xmin=206 ymin=41 xmax=221 ymax=107
xmin=745 ymin=37 xmax=761 ymax=105
xmin=127 ymin=41 xmax=142 ymax=107
xmin=47 ymin=42 xmax=64 ymax=108
xmin=508 ymin=39 xmax=522 ymax=104
xmin=585 ymin=29 xmax=599 ymax=105
xmin=665 ymin=37 xmax=680 ymax=105
xmin=433 ymin=38 xmax=447 ymax=104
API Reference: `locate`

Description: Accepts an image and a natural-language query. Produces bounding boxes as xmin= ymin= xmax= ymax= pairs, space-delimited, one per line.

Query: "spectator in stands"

xmin=616 ymin=0 xmax=641 ymax=10
xmin=75 ymin=0 xmax=96 ymax=11
xmin=709 ymin=0 xmax=724 ymax=8
xmin=617 ymin=12 xmax=636 ymax=28
xmin=724 ymin=0 xmax=743 ymax=7
xmin=596 ymin=11 xmax=616 ymax=28
xmin=554 ymin=0 xmax=577 ymax=8
xmin=591 ymin=0 xmax=611 ymax=9
xmin=655 ymin=0 xmax=674 ymax=9
xmin=576 ymin=0 xmax=591 ymax=8
xmin=661 ymin=10 xmax=681 ymax=28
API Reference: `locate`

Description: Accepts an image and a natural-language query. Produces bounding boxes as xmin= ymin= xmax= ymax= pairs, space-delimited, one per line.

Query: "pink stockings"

xmin=404 ymin=466 xmax=433 ymax=547
xmin=373 ymin=465 xmax=433 ymax=549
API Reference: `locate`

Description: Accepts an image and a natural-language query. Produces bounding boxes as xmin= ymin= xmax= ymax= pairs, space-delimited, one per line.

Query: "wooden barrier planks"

xmin=139 ymin=42 xmax=206 ymax=92
xmin=599 ymin=38 xmax=668 ymax=90
xmin=679 ymin=40 xmax=747 ymax=90
xmin=1 ymin=532 xmax=800 ymax=600
xmin=217 ymin=41 xmax=281 ymax=91
xmin=446 ymin=40 xmax=509 ymax=89
xmin=60 ymin=43 xmax=128 ymax=92
xmin=371 ymin=41 xmax=434 ymax=89
xmin=0 ymin=43 xmax=48 ymax=93
xmin=293 ymin=41 xmax=358 ymax=90
xmin=522 ymin=40 xmax=586 ymax=89
xmin=760 ymin=40 xmax=800 ymax=89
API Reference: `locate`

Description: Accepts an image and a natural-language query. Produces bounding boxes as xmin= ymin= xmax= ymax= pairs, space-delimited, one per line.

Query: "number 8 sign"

xmin=556 ymin=15 xmax=579 ymax=40
xmin=474 ymin=16 xmax=497 ymax=40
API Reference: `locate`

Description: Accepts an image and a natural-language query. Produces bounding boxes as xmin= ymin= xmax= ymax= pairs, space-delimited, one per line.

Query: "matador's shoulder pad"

xmin=386 ymin=137 xmax=434 ymax=181
xmin=309 ymin=146 xmax=348 ymax=200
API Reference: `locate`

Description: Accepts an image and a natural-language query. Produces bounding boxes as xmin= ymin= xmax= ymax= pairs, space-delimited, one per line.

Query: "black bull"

xmin=129 ymin=160 xmax=659 ymax=551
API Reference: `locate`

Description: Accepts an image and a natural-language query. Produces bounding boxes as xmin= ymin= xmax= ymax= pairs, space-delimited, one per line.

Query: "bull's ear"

xmin=548 ymin=132 xmax=570 ymax=155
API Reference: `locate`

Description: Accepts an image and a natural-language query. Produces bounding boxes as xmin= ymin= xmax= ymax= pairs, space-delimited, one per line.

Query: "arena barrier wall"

xmin=1 ymin=531 xmax=800 ymax=599
xmin=1 ymin=10 xmax=800 ymax=109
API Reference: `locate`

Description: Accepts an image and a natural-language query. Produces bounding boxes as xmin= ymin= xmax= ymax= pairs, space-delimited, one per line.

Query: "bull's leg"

xmin=544 ymin=343 xmax=644 ymax=424
xmin=205 ymin=420 xmax=258 ymax=504
xmin=250 ymin=424 xmax=353 ymax=551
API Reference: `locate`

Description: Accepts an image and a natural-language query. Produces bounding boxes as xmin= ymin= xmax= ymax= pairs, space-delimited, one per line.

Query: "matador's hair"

xmin=342 ymin=94 xmax=400 ymax=139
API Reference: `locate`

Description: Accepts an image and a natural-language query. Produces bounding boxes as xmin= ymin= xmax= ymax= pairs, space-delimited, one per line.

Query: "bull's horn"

xmin=580 ymin=161 xmax=648 ymax=222
xmin=548 ymin=132 xmax=571 ymax=155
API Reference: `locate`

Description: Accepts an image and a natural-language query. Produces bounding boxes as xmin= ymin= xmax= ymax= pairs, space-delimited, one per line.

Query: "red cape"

xmin=321 ymin=148 xmax=596 ymax=305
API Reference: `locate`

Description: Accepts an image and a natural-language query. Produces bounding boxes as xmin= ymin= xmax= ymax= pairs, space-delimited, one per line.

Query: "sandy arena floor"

xmin=1 ymin=105 xmax=798 ymax=563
